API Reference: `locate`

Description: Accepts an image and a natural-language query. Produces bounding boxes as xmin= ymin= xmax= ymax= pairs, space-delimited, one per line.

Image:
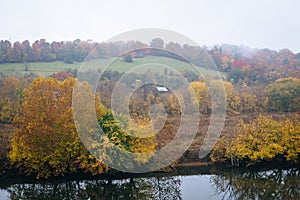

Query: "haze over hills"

xmin=1 ymin=38 xmax=299 ymax=69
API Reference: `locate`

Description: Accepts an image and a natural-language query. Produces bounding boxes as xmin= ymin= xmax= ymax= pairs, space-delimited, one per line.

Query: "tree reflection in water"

xmin=211 ymin=168 xmax=300 ymax=200
xmin=1 ymin=168 xmax=299 ymax=200
xmin=5 ymin=176 xmax=182 ymax=200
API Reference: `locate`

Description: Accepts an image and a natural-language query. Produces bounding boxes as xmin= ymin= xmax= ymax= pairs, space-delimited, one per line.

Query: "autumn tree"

xmin=238 ymin=88 xmax=262 ymax=113
xmin=190 ymin=80 xmax=241 ymax=115
xmin=21 ymin=40 xmax=32 ymax=62
xmin=39 ymin=39 xmax=56 ymax=61
xmin=211 ymin=115 xmax=300 ymax=166
xmin=50 ymin=71 xmax=74 ymax=81
xmin=165 ymin=41 xmax=182 ymax=55
xmin=9 ymin=78 xmax=107 ymax=178
xmin=0 ymin=77 xmax=25 ymax=123
xmin=190 ymin=81 xmax=211 ymax=114
xmin=266 ymin=78 xmax=300 ymax=112
xmin=31 ymin=40 xmax=41 ymax=61
xmin=0 ymin=40 xmax=12 ymax=63
xmin=8 ymin=42 xmax=23 ymax=63
xmin=9 ymin=77 xmax=158 ymax=177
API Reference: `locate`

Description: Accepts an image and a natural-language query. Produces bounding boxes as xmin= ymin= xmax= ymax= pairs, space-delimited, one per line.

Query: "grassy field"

xmin=0 ymin=56 xmax=222 ymax=77
xmin=0 ymin=60 xmax=82 ymax=77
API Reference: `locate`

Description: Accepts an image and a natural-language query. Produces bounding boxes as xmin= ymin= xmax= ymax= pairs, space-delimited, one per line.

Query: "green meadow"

xmin=0 ymin=56 xmax=221 ymax=77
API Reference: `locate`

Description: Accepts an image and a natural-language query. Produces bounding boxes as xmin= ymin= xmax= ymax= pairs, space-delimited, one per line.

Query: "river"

xmin=0 ymin=167 xmax=299 ymax=199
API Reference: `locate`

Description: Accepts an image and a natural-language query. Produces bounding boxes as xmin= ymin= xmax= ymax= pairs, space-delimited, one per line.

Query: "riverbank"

xmin=1 ymin=113 xmax=299 ymax=180
xmin=1 ymin=157 xmax=299 ymax=183
xmin=1 ymin=160 xmax=299 ymax=189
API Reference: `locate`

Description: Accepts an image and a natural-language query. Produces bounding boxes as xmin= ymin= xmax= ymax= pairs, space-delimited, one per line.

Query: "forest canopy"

xmin=0 ymin=38 xmax=299 ymax=178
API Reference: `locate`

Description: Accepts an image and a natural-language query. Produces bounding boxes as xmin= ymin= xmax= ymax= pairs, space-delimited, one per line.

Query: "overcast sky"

xmin=1 ymin=0 xmax=300 ymax=52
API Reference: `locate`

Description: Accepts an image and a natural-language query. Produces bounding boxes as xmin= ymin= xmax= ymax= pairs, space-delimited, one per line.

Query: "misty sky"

xmin=1 ymin=0 xmax=300 ymax=52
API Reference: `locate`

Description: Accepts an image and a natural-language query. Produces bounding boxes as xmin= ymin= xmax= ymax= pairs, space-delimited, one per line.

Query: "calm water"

xmin=0 ymin=168 xmax=299 ymax=200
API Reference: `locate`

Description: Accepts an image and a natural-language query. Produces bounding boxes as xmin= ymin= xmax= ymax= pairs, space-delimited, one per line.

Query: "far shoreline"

xmin=1 ymin=160 xmax=299 ymax=185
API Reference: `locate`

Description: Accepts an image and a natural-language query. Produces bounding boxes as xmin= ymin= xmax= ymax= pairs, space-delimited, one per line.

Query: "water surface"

xmin=0 ymin=168 xmax=299 ymax=199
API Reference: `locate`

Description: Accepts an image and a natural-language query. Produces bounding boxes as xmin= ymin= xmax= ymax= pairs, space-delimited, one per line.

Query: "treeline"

xmin=1 ymin=38 xmax=300 ymax=77
xmin=0 ymin=39 xmax=110 ymax=64
xmin=2 ymin=71 xmax=300 ymax=125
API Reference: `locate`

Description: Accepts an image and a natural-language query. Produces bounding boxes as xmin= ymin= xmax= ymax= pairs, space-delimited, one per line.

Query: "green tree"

xmin=124 ymin=54 xmax=133 ymax=63
xmin=150 ymin=38 xmax=164 ymax=49
xmin=266 ymin=78 xmax=300 ymax=112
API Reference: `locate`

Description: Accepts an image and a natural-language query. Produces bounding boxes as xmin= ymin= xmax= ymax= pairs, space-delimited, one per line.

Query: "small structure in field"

xmin=154 ymin=86 xmax=169 ymax=95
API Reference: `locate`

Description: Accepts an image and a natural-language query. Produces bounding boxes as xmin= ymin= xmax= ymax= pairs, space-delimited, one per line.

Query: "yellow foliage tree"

xmin=211 ymin=115 xmax=300 ymax=166
xmin=190 ymin=81 xmax=210 ymax=114
xmin=190 ymin=80 xmax=241 ymax=115
xmin=0 ymin=77 xmax=25 ymax=123
xmin=9 ymin=77 xmax=108 ymax=178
